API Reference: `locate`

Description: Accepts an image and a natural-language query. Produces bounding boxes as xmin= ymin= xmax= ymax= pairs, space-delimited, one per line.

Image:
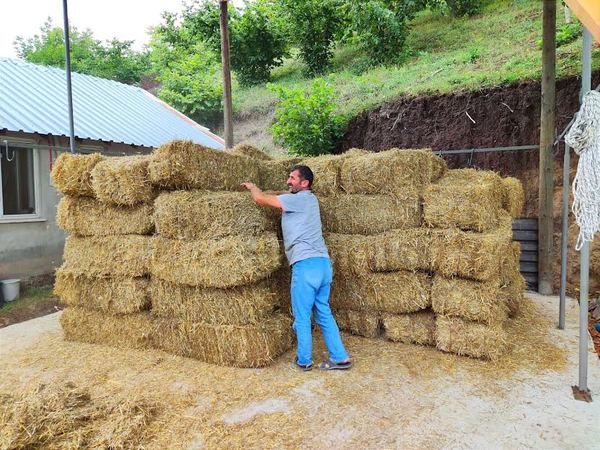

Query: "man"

xmin=242 ymin=165 xmax=352 ymax=371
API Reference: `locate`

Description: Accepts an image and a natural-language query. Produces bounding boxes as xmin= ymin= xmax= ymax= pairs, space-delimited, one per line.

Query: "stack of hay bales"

xmin=424 ymin=169 xmax=525 ymax=360
xmin=53 ymin=142 xmax=294 ymax=368
xmin=53 ymin=152 xmax=156 ymax=349
xmin=301 ymin=151 xmax=525 ymax=360
xmin=298 ymin=149 xmax=446 ymax=345
xmin=148 ymin=142 xmax=292 ymax=367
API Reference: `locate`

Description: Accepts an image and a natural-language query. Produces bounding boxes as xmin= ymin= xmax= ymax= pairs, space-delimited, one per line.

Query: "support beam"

xmin=219 ymin=0 xmax=234 ymax=149
xmin=538 ymin=0 xmax=556 ymax=295
xmin=62 ymin=0 xmax=76 ymax=154
xmin=576 ymin=26 xmax=593 ymax=400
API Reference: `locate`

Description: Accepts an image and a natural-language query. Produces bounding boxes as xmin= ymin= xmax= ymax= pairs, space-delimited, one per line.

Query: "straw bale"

xmin=62 ymin=235 xmax=152 ymax=277
xmin=325 ymin=233 xmax=370 ymax=276
xmin=331 ymin=271 xmax=431 ymax=314
xmin=300 ymin=153 xmax=348 ymax=196
xmin=0 ymin=382 xmax=159 ymax=450
xmin=154 ymin=190 xmax=277 ymax=240
xmin=431 ymin=276 xmax=509 ymax=325
xmin=320 ymin=191 xmax=422 ymax=235
xmin=51 ymin=152 xmax=104 ymax=197
xmin=430 ymin=212 xmax=512 ymax=282
xmin=60 ymin=307 xmax=155 ymax=349
xmin=150 ymin=278 xmax=286 ymax=325
xmin=435 ymin=316 xmax=507 ymax=360
xmin=91 ymin=155 xmax=155 ymax=206
xmin=339 ymin=148 xmax=446 ymax=195
xmin=501 ymin=176 xmax=524 ymax=218
xmin=501 ymin=242 xmax=526 ymax=317
xmin=365 ymin=228 xmax=432 ymax=272
xmin=148 ymin=140 xmax=261 ymax=190
xmin=228 ymin=143 xmax=273 ymax=160
xmin=154 ymin=314 xmax=293 ymax=368
xmin=382 ymin=310 xmax=436 ymax=346
xmin=150 ymin=233 xmax=282 ymax=288
xmin=423 ymin=168 xmax=504 ymax=232
xmin=56 ymin=196 xmax=154 ymax=236
xmin=259 ymin=157 xmax=303 ymax=191
xmin=54 ymin=268 xmax=150 ymax=314
xmin=334 ymin=309 xmax=381 ymax=338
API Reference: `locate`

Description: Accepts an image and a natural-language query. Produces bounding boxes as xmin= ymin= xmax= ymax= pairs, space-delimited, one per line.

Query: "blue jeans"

xmin=291 ymin=257 xmax=349 ymax=366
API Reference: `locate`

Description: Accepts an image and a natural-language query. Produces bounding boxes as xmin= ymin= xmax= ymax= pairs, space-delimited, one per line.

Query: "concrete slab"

xmin=0 ymin=293 xmax=599 ymax=449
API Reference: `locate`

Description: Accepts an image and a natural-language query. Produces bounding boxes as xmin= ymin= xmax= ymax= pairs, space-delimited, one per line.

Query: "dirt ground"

xmin=1 ymin=293 xmax=598 ymax=449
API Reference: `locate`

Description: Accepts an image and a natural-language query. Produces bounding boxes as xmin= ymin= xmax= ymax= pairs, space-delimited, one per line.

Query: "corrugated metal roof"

xmin=0 ymin=58 xmax=225 ymax=149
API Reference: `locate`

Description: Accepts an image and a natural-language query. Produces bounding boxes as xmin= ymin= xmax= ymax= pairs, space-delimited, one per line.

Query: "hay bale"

xmin=54 ymin=268 xmax=150 ymax=314
xmin=62 ymin=235 xmax=152 ymax=277
xmin=260 ymin=158 xmax=302 ymax=191
xmin=56 ymin=196 xmax=154 ymax=236
xmin=501 ymin=242 xmax=526 ymax=317
xmin=154 ymin=190 xmax=277 ymax=240
xmin=150 ymin=234 xmax=282 ymax=288
xmin=91 ymin=155 xmax=155 ymax=206
xmin=0 ymin=382 xmax=159 ymax=450
xmin=148 ymin=140 xmax=261 ymax=190
xmin=382 ymin=310 xmax=436 ymax=346
xmin=339 ymin=149 xmax=446 ymax=195
xmin=300 ymin=153 xmax=349 ymax=196
xmin=431 ymin=276 xmax=509 ymax=325
xmin=154 ymin=314 xmax=293 ymax=368
xmin=320 ymin=192 xmax=422 ymax=235
xmin=227 ymin=143 xmax=272 ymax=160
xmin=331 ymin=271 xmax=431 ymax=314
xmin=51 ymin=152 xmax=104 ymax=197
xmin=423 ymin=168 xmax=504 ymax=232
xmin=365 ymin=228 xmax=432 ymax=272
xmin=325 ymin=233 xmax=371 ymax=276
xmin=435 ymin=315 xmax=507 ymax=360
xmin=150 ymin=278 xmax=285 ymax=325
xmin=430 ymin=212 xmax=513 ymax=282
xmin=501 ymin=176 xmax=525 ymax=218
xmin=60 ymin=307 xmax=154 ymax=349
xmin=334 ymin=309 xmax=381 ymax=338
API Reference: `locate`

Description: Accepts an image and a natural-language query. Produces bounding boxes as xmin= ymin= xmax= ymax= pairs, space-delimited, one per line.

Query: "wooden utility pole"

xmin=219 ymin=0 xmax=234 ymax=149
xmin=538 ymin=0 xmax=556 ymax=295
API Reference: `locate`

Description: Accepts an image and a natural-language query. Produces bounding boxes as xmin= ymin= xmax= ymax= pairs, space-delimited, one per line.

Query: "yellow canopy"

xmin=565 ymin=0 xmax=600 ymax=42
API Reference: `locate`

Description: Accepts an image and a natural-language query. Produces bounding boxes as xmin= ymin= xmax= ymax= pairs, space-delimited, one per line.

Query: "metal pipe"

xmin=559 ymin=142 xmax=570 ymax=329
xmin=577 ymin=26 xmax=592 ymax=394
xmin=436 ymin=145 xmax=538 ymax=156
xmin=62 ymin=0 xmax=76 ymax=154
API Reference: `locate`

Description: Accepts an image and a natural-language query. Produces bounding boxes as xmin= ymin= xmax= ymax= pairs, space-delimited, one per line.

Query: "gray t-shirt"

xmin=278 ymin=190 xmax=329 ymax=266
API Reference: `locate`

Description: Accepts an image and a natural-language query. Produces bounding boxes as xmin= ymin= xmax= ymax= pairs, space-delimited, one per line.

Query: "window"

xmin=0 ymin=144 xmax=41 ymax=220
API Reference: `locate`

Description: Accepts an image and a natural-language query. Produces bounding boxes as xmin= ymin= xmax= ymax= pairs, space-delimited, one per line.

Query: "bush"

xmin=230 ymin=1 xmax=288 ymax=86
xmin=277 ymin=0 xmax=342 ymax=76
xmin=445 ymin=0 xmax=481 ymax=17
xmin=269 ymin=79 xmax=346 ymax=156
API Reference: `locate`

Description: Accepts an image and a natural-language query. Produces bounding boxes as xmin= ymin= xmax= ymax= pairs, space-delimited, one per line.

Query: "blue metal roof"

xmin=0 ymin=58 xmax=224 ymax=150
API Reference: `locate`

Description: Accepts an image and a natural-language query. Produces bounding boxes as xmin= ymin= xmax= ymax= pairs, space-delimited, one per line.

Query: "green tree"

xmin=230 ymin=0 xmax=289 ymax=85
xmin=341 ymin=1 xmax=412 ymax=64
xmin=149 ymin=13 xmax=223 ymax=126
xmin=277 ymin=0 xmax=343 ymax=76
xmin=15 ymin=19 xmax=149 ymax=85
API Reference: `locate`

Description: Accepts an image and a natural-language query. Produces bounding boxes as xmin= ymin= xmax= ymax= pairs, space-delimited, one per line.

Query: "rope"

xmin=565 ymin=90 xmax=600 ymax=250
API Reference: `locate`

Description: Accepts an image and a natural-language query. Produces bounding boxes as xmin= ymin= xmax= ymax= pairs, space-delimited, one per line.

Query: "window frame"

xmin=0 ymin=139 xmax=44 ymax=223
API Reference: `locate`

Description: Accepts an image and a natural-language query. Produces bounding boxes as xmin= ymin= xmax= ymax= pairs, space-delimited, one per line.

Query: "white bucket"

xmin=1 ymin=279 xmax=21 ymax=302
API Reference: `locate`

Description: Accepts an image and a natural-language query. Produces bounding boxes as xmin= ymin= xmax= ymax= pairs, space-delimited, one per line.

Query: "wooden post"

xmin=219 ymin=0 xmax=234 ymax=149
xmin=538 ymin=0 xmax=556 ymax=295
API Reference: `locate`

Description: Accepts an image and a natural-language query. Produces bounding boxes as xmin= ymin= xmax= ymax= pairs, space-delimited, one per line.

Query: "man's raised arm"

xmin=241 ymin=182 xmax=283 ymax=210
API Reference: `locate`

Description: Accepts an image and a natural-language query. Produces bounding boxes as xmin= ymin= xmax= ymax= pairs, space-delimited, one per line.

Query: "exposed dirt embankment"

xmin=338 ymin=72 xmax=600 ymax=218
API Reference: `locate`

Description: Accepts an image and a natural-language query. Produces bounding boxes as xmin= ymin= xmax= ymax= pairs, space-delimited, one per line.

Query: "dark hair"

xmin=290 ymin=165 xmax=314 ymax=188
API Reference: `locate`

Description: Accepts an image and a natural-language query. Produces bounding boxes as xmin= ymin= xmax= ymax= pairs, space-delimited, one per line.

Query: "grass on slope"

xmin=233 ymin=0 xmax=600 ymax=119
